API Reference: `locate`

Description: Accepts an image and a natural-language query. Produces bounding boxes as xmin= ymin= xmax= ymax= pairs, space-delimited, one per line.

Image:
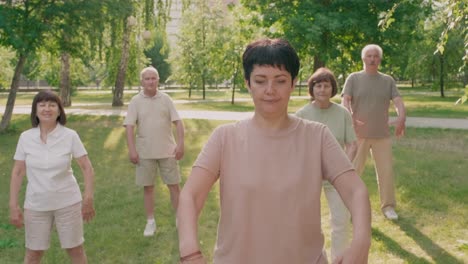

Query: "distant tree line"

xmin=0 ymin=0 xmax=466 ymax=131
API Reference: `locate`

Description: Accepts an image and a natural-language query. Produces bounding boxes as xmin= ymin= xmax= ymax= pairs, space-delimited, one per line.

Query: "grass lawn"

xmin=2 ymin=86 xmax=468 ymax=118
xmin=0 ymin=115 xmax=467 ymax=263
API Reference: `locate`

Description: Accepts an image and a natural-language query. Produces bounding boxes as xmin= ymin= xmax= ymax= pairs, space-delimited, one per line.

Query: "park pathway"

xmin=2 ymin=104 xmax=468 ymax=130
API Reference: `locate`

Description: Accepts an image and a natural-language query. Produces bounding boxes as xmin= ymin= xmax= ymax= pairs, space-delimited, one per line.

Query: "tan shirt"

xmin=123 ymin=91 xmax=180 ymax=159
xmin=194 ymin=116 xmax=354 ymax=264
xmin=343 ymin=71 xmax=400 ymax=138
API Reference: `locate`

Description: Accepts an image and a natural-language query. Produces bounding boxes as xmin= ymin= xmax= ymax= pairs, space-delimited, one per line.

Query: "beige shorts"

xmin=136 ymin=158 xmax=181 ymax=186
xmin=24 ymin=202 xmax=84 ymax=250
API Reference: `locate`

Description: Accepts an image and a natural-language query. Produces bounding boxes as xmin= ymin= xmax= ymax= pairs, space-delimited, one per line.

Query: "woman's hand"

xmin=9 ymin=160 xmax=26 ymax=228
xmin=75 ymin=155 xmax=95 ymax=223
xmin=333 ymin=242 xmax=370 ymax=264
xmin=9 ymin=205 xmax=23 ymax=228
xmin=82 ymin=197 xmax=95 ymax=222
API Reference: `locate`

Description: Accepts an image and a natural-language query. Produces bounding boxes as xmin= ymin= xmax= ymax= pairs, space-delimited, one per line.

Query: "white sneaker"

xmin=383 ymin=208 xmax=398 ymax=220
xmin=143 ymin=221 xmax=156 ymax=237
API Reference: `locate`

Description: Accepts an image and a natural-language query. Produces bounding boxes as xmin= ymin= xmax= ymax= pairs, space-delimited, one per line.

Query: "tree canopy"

xmin=1 ymin=0 xmax=466 ymax=132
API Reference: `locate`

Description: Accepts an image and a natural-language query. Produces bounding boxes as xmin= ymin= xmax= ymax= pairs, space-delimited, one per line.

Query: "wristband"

xmin=180 ymin=250 xmax=202 ymax=262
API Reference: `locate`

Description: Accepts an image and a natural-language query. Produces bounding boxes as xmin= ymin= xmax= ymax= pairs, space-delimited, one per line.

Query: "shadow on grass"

xmin=372 ymin=219 xmax=463 ymax=264
xmin=396 ymin=217 xmax=464 ymax=264
xmin=373 ymin=227 xmax=430 ymax=263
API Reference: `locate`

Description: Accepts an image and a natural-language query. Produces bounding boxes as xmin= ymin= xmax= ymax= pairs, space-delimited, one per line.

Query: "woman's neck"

xmin=39 ymin=122 xmax=58 ymax=143
xmin=252 ymin=112 xmax=291 ymax=132
xmin=312 ymin=100 xmax=332 ymax=109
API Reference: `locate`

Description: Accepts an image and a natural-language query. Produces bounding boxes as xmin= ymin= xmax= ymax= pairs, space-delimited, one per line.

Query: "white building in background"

xmin=165 ymin=0 xmax=182 ymax=45
xmin=165 ymin=0 xmax=238 ymax=46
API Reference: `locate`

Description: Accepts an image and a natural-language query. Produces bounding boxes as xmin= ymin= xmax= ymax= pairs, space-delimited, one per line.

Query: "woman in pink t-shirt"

xmin=177 ymin=38 xmax=371 ymax=264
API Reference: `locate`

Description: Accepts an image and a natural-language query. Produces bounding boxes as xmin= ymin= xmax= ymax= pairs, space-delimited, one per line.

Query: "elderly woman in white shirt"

xmin=9 ymin=90 xmax=95 ymax=264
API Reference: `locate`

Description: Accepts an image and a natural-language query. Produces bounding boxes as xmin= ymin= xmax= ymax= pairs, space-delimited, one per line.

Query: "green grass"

xmin=0 ymin=115 xmax=225 ymax=263
xmin=398 ymin=94 xmax=468 ymax=118
xmin=1 ymin=115 xmax=467 ymax=263
xmin=2 ymin=86 xmax=467 ymax=118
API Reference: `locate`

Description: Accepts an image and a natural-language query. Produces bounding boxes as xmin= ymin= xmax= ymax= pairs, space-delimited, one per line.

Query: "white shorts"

xmin=24 ymin=202 xmax=84 ymax=250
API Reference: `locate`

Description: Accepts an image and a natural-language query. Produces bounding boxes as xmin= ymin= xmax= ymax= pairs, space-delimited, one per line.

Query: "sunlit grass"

xmin=0 ymin=115 xmax=226 ymax=263
xmin=2 ymin=86 xmax=467 ymax=118
xmin=1 ymin=115 xmax=467 ymax=263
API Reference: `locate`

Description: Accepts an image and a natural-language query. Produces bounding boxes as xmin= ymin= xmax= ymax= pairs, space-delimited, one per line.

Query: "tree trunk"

xmin=439 ymin=54 xmax=445 ymax=98
xmin=189 ymin=83 xmax=192 ymax=98
xmin=231 ymin=66 xmax=238 ymax=105
xmin=59 ymin=52 xmax=72 ymax=106
xmin=113 ymin=20 xmax=132 ymax=107
xmin=231 ymin=81 xmax=236 ymax=105
xmin=202 ymin=74 xmax=206 ymax=100
xmin=298 ymin=70 xmax=302 ymax=96
xmin=313 ymin=54 xmax=325 ymax=71
xmin=0 ymin=53 xmax=27 ymax=132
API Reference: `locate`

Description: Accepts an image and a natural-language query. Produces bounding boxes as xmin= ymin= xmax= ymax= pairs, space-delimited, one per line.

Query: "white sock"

xmin=147 ymin=218 xmax=155 ymax=224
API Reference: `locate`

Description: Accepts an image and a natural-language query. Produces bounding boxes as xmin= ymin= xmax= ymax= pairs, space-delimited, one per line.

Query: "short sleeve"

xmin=166 ymin=96 xmax=181 ymax=122
xmin=390 ymin=77 xmax=400 ymax=99
xmin=13 ymin=134 xmax=26 ymax=161
xmin=342 ymin=73 xmax=354 ymax=96
xmin=320 ymin=126 xmax=354 ymax=183
xmin=295 ymin=109 xmax=305 ymax=119
xmin=343 ymin=110 xmax=357 ymax=144
xmin=71 ymin=131 xmax=88 ymax=158
xmin=123 ymin=98 xmax=137 ymax=126
xmin=193 ymin=126 xmax=224 ymax=179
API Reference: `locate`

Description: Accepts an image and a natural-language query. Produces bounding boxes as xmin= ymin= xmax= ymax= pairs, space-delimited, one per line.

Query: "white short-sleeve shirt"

xmin=14 ymin=124 xmax=87 ymax=211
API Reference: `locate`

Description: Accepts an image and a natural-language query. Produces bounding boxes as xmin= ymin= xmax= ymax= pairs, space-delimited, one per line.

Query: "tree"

xmin=0 ymin=1 xmax=59 ymax=131
xmin=223 ymin=4 xmax=263 ymax=104
xmin=440 ymin=0 xmax=467 ymax=103
xmin=110 ymin=0 xmax=171 ymax=106
xmin=0 ymin=0 xmax=111 ymax=133
xmin=241 ymin=1 xmax=393 ymax=70
xmin=51 ymin=0 xmax=105 ymax=106
xmin=112 ymin=14 xmax=135 ymax=106
xmin=170 ymin=0 xmax=228 ymax=99
xmin=242 ymin=0 xmax=434 ymax=85
xmin=0 ymin=47 xmax=15 ymax=89
xmin=380 ymin=0 xmax=467 ymax=99
xmin=144 ymin=29 xmax=171 ymax=83
xmin=377 ymin=1 xmax=432 ymax=79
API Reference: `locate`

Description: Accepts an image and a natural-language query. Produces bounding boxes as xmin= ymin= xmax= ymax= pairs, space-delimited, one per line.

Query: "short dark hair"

xmin=307 ymin=67 xmax=338 ymax=99
xmin=31 ymin=90 xmax=67 ymax=127
xmin=242 ymin=38 xmax=300 ymax=84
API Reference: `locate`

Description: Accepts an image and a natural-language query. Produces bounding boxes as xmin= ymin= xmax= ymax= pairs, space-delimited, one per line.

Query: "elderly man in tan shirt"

xmin=124 ymin=66 xmax=185 ymax=236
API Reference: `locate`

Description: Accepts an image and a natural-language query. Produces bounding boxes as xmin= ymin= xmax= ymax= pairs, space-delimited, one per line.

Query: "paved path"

xmin=2 ymin=104 xmax=468 ymax=129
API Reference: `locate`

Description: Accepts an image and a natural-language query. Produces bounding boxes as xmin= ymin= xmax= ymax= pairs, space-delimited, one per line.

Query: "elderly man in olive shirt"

xmin=342 ymin=44 xmax=406 ymax=220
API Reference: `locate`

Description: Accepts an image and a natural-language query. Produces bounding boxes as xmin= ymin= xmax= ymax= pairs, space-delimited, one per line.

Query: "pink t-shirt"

xmin=194 ymin=116 xmax=354 ymax=263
